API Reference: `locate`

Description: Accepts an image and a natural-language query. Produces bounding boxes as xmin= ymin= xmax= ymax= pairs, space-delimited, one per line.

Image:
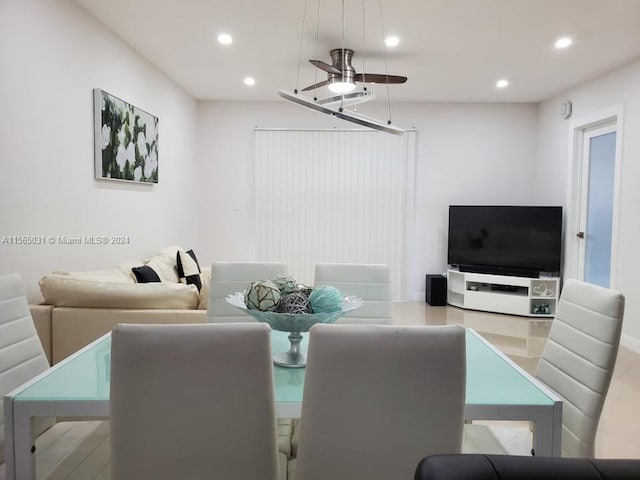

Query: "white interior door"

xmin=576 ymin=124 xmax=618 ymax=287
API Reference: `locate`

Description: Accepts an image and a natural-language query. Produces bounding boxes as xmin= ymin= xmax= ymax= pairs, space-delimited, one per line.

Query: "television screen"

xmin=448 ymin=206 xmax=562 ymax=276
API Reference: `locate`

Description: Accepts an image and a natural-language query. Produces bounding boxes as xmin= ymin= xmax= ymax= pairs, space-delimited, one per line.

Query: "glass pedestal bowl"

xmin=226 ymin=292 xmax=363 ymax=368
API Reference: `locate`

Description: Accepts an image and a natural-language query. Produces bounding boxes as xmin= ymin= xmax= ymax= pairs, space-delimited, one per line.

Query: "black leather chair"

xmin=415 ymin=454 xmax=640 ymax=480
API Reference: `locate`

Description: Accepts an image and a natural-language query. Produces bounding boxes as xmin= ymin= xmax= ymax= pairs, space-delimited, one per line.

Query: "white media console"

xmin=447 ymin=269 xmax=560 ymax=317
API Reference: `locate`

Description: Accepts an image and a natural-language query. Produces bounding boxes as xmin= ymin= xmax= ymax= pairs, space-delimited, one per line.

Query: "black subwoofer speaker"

xmin=425 ymin=274 xmax=447 ymax=306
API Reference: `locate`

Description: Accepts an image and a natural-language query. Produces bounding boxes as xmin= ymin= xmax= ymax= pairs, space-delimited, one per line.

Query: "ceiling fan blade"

xmin=355 ymin=73 xmax=407 ymax=84
xmin=301 ymin=80 xmax=330 ymax=92
xmin=309 ymin=59 xmax=342 ymax=75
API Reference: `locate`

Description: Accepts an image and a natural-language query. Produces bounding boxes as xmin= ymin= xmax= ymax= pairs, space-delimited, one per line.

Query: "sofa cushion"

xmin=132 ymin=266 xmax=161 ymax=283
xmin=40 ymin=274 xmax=199 ymax=309
xmin=53 ymin=261 xmax=140 ymax=283
xmin=177 ymin=249 xmax=202 ymax=291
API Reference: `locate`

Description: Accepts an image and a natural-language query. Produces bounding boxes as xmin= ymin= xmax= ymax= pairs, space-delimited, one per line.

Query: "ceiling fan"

xmin=302 ymin=48 xmax=408 ymax=94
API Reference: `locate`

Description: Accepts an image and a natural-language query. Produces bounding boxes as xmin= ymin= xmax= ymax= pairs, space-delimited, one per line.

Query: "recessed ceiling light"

xmin=243 ymin=77 xmax=255 ymax=86
xmin=384 ymin=36 xmax=400 ymax=47
xmin=496 ymin=79 xmax=509 ymax=89
xmin=217 ymin=33 xmax=233 ymax=45
xmin=554 ymin=37 xmax=572 ymax=49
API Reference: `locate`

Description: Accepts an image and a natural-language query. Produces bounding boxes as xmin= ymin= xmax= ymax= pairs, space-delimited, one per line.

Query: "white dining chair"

xmin=206 ymin=261 xmax=288 ymax=323
xmin=293 ymin=323 xmax=466 ymax=480
xmin=206 ymin=261 xmax=296 ymax=472
xmin=291 ymin=263 xmax=394 ymax=462
xmin=0 ymin=273 xmax=53 ymax=464
xmin=536 ymin=279 xmax=625 ymax=457
xmin=313 ymin=263 xmax=393 ymax=324
xmin=465 ymin=279 xmax=625 ymax=458
xmin=110 ymin=322 xmax=280 ymax=480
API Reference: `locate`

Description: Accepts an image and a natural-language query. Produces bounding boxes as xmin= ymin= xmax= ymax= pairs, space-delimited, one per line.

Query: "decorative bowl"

xmin=226 ymin=292 xmax=363 ymax=368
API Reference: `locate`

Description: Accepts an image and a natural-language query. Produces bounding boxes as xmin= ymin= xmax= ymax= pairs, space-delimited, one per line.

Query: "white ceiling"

xmin=75 ymin=0 xmax=640 ymax=103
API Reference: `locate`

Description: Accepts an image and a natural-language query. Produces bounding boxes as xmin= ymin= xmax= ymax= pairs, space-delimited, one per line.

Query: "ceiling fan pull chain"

xmin=340 ymin=0 xmax=346 ymax=107
xmin=361 ymin=0 xmax=367 ymax=88
xmin=313 ymin=0 xmax=321 ymax=100
xmin=378 ymin=0 xmax=393 ymax=124
xmin=294 ymin=0 xmax=310 ymax=94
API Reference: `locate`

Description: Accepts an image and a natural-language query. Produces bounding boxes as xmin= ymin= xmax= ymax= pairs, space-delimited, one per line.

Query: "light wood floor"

xmin=2 ymin=302 xmax=639 ymax=479
xmin=0 ymin=421 xmax=110 ymax=480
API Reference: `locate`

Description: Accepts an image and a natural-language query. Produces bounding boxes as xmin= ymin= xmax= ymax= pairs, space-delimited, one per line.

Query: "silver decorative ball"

xmin=277 ymin=292 xmax=312 ymax=314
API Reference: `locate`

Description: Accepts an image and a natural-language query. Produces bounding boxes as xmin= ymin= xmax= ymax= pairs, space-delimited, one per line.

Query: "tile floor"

xmin=393 ymin=302 xmax=640 ymax=458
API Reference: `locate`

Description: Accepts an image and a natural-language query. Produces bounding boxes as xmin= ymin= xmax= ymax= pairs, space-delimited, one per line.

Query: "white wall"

xmin=197 ymin=100 xmax=541 ymax=299
xmin=0 ymin=0 xmax=199 ymax=300
xmin=537 ymin=58 xmax=640 ymax=349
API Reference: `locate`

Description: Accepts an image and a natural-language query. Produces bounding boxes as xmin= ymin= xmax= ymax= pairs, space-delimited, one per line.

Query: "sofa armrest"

xmin=30 ymin=304 xmax=53 ymax=365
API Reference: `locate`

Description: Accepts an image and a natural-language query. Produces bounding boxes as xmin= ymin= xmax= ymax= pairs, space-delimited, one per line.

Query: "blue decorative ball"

xmin=245 ymin=280 xmax=281 ymax=311
xmin=308 ymin=285 xmax=343 ymax=313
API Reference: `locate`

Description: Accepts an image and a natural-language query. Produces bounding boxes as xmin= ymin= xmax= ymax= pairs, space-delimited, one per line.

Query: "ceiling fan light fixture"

xmin=316 ymin=90 xmax=376 ymax=107
xmin=277 ymin=89 xmax=404 ymax=135
xmin=328 ymin=80 xmax=356 ymax=94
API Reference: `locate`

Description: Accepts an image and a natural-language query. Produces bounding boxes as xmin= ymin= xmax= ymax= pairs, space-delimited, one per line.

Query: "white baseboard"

xmin=621 ymin=333 xmax=640 ymax=354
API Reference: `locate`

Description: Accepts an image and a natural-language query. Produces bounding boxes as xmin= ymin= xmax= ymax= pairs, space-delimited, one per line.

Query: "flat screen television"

xmin=448 ymin=205 xmax=562 ymax=277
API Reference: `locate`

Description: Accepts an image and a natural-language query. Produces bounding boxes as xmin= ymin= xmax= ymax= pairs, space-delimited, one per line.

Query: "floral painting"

xmin=93 ymin=89 xmax=158 ymax=183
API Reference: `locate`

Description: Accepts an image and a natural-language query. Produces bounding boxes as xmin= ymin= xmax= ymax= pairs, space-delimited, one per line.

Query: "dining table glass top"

xmin=14 ymin=328 xmax=554 ymax=407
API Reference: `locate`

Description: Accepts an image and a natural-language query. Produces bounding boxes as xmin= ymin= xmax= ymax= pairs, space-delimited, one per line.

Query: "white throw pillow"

xmin=177 ymin=249 xmax=202 ymax=290
xmin=143 ymin=252 xmax=180 ymax=283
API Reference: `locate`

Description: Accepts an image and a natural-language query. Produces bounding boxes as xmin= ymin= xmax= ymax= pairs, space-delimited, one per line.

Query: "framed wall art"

xmin=94 ymin=88 xmax=158 ymax=183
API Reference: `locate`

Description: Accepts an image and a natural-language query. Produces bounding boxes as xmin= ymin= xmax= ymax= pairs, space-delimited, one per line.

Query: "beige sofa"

xmin=34 ymin=247 xmax=211 ymax=364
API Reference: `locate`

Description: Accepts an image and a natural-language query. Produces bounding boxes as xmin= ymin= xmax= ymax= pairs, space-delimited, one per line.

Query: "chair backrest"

xmin=313 ymin=263 xmax=393 ymax=324
xmin=295 ymin=324 xmax=466 ymax=480
xmin=0 ymin=273 xmax=51 ymax=463
xmin=110 ymin=322 xmax=279 ymax=480
xmin=535 ymin=279 xmax=625 ymax=458
xmin=207 ymin=262 xmax=288 ymax=322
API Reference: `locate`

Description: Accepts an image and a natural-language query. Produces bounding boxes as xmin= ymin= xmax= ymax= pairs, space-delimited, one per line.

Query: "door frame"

xmin=565 ymin=104 xmax=624 ymax=288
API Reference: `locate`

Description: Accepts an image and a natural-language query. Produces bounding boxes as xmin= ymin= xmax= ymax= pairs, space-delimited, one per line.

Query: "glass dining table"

xmin=4 ymin=328 xmax=562 ymax=480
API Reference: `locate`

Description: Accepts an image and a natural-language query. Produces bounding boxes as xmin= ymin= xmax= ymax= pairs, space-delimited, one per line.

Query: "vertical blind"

xmin=254 ymin=129 xmax=415 ymax=300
